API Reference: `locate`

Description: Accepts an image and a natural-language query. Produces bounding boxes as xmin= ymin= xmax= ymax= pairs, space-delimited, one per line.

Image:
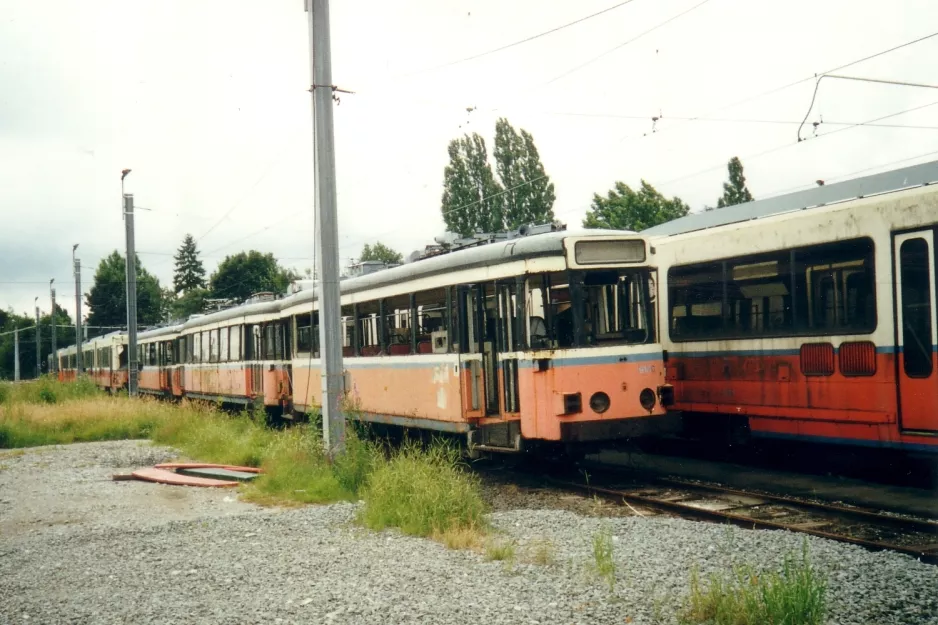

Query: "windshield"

xmin=528 ymin=269 xmax=655 ymax=349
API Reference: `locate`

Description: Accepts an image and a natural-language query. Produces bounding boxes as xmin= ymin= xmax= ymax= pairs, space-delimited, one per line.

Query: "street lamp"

xmin=50 ymin=279 xmax=56 ymax=374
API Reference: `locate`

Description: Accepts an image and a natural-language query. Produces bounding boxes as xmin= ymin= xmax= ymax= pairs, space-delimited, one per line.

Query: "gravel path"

xmin=1 ymin=441 xmax=936 ymax=625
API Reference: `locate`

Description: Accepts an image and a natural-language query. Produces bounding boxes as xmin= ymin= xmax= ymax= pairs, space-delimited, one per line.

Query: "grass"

xmin=592 ymin=523 xmax=616 ymax=591
xmin=526 ymin=538 xmax=557 ymax=566
xmin=484 ymin=537 xmax=516 ymax=562
xmin=681 ymin=541 xmax=828 ymax=625
xmin=358 ymin=439 xmax=487 ymax=538
xmin=1 ymin=378 xmax=490 ymax=545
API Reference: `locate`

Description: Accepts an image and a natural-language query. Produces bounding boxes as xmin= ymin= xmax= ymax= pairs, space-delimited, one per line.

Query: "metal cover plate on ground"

xmin=176 ymin=467 xmax=259 ymax=482
xmin=155 ymin=463 xmax=261 ymax=474
xmin=131 ymin=467 xmax=240 ymax=488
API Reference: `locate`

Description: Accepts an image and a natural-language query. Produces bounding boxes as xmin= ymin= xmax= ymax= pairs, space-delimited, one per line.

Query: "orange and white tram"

xmin=647 ymin=162 xmax=938 ymax=454
xmin=55 ymin=227 xmax=676 ymax=451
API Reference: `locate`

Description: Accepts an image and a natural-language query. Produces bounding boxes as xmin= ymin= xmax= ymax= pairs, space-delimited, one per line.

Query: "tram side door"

xmin=893 ymin=230 xmax=938 ymax=432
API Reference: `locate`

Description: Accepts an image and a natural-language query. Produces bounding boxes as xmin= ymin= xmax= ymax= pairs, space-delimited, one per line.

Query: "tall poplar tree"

xmin=493 ymin=118 xmax=555 ymax=229
xmin=716 ymin=157 xmax=754 ymax=208
xmin=440 ymin=133 xmax=504 ymax=236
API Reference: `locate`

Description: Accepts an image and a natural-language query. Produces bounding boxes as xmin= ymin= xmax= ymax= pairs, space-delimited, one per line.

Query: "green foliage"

xmin=583 ymin=180 xmax=690 ymax=231
xmin=441 ymin=133 xmax=504 ymax=236
xmin=0 ymin=306 xmax=74 ymax=380
xmin=493 ymin=117 xmax=556 ymax=229
xmin=592 ymin=523 xmax=616 ymax=591
xmin=681 ymin=542 xmax=828 ymax=625
xmin=172 ymin=233 xmax=207 ymax=294
xmin=359 ymin=242 xmax=403 ymax=265
xmin=209 ymin=250 xmax=294 ymax=303
xmin=485 ymin=537 xmax=516 ymax=562
xmin=717 ymin=156 xmax=755 ymax=208
xmin=86 ymin=251 xmax=164 ymax=329
xmin=359 ymin=439 xmax=487 ymax=537
xmin=165 ymin=287 xmax=210 ymax=322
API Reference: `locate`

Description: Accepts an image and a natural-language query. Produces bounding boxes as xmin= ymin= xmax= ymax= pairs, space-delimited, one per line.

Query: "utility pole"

xmin=34 ymin=298 xmax=41 ymax=378
xmin=73 ymin=244 xmax=83 ymax=376
xmin=13 ymin=327 xmax=20 ymax=382
xmin=123 ymin=192 xmax=139 ymax=397
xmin=306 ymin=0 xmax=345 ymax=454
xmin=50 ymin=279 xmax=57 ymax=374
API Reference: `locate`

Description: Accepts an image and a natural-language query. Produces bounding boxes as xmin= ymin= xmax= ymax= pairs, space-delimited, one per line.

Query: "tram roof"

xmin=641 ymin=159 xmax=938 ymax=238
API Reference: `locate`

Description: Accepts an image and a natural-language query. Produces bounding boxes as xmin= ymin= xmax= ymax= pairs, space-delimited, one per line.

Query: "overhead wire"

xmin=542 ymin=0 xmax=713 ymax=87
xmin=401 ymin=0 xmax=643 ymax=76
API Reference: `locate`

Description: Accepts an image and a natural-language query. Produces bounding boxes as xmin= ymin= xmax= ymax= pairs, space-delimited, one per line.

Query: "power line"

xmin=636 ymin=29 xmax=938 ymax=143
xmin=655 ymin=98 xmax=938 ymax=189
xmin=403 ymin=0 xmax=642 ymax=76
xmin=543 ymin=0 xmax=713 ymax=87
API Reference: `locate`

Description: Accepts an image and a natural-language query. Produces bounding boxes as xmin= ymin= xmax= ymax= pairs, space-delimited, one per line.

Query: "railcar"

xmin=54 ymin=227 xmax=676 ymax=453
xmin=283 ymin=228 xmax=675 ymax=452
xmin=647 ymin=162 xmax=938 ymax=454
xmin=56 ymin=331 xmax=128 ymax=392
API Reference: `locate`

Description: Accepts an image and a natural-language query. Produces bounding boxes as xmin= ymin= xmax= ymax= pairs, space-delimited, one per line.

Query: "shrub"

xmin=592 ymin=523 xmax=616 ymax=591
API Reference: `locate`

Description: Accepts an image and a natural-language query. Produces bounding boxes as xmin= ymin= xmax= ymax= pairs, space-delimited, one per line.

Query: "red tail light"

xmin=800 ymin=343 xmax=834 ymax=376
xmin=839 ymin=341 xmax=876 ymax=376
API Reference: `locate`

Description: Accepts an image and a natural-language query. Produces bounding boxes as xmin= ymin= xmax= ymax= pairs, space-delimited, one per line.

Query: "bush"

xmin=359 ymin=439 xmax=486 ymax=537
xmin=592 ymin=523 xmax=616 ymax=591
xmin=682 ymin=541 xmax=828 ymax=625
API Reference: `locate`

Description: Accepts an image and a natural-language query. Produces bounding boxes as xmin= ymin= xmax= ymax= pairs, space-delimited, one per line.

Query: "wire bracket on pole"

xmin=309 ymin=84 xmax=354 ymax=104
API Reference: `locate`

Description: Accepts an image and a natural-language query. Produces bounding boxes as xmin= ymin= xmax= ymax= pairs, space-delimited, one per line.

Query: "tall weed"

xmin=682 ymin=541 xmax=827 ymax=625
xmin=359 ymin=439 xmax=486 ymax=537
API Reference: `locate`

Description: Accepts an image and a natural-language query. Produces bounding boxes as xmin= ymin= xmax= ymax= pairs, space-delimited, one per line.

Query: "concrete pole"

xmin=13 ymin=327 xmax=20 ymax=382
xmin=73 ymin=245 xmax=83 ymax=376
xmin=50 ymin=280 xmax=57 ymax=374
xmin=34 ymin=299 xmax=40 ymax=378
xmin=123 ymin=193 xmax=139 ymax=397
xmin=307 ymin=0 xmax=345 ymax=454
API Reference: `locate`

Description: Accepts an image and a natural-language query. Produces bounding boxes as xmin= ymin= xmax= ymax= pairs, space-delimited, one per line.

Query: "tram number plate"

xmin=638 ymin=365 xmax=655 ymax=374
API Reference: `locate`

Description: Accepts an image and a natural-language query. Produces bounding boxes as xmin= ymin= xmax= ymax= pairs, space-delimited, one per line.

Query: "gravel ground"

xmin=1 ymin=441 xmax=937 ymax=625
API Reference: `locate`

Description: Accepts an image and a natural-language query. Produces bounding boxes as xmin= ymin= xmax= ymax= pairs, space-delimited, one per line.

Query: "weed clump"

xmin=681 ymin=541 xmax=828 ymax=625
xmin=592 ymin=523 xmax=616 ymax=591
xmin=359 ymin=439 xmax=486 ymax=538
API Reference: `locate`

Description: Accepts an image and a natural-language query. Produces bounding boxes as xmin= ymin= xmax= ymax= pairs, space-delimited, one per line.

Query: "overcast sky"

xmin=2 ymin=0 xmax=937 ymax=321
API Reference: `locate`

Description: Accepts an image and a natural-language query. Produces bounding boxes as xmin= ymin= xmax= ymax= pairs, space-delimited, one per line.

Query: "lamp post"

xmin=34 ymin=297 xmax=40 ymax=378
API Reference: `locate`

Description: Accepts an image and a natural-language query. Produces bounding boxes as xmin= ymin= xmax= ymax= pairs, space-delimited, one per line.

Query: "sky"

xmin=1 ymin=0 xmax=937 ymax=321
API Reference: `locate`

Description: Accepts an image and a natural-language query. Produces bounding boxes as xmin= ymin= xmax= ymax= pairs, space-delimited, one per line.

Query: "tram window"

xmin=548 ymin=274 xmax=575 ymax=348
xmin=583 ymin=270 xmax=652 ymax=345
xmin=357 ymin=301 xmax=380 ymax=356
xmin=668 ymin=262 xmax=724 ymax=339
xmin=900 ymin=238 xmax=933 ymax=378
xmin=386 ymin=294 xmax=413 ymax=355
xmin=416 ymin=288 xmax=448 ymax=354
xmin=208 ymin=330 xmax=219 ymax=363
xmin=669 ymin=237 xmax=875 ymax=341
xmin=262 ymin=324 xmax=275 ymax=359
xmin=219 ymin=328 xmax=229 ymax=362
xmin=297 ymin=314 xmax=313 ymax=353
xmin=527 ymin=279 xmax=550 ymax=349
xmin=230 ymin=326 xmax=242 ymax=361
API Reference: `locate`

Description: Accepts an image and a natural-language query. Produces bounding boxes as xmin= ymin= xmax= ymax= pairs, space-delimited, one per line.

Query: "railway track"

xmin=542 ymin=473 xmax=938 ymax=564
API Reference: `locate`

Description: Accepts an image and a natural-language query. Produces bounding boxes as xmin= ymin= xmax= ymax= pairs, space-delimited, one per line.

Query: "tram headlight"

xmin=589 ymin=392 xmax=610 ymax=414
xmin=639 ymin=388 xmax=656 ymax=412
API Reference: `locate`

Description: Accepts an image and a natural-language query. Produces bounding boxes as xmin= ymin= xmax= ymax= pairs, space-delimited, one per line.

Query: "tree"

xmin=582 ymin=180 xmax=690 ymax=231
xmin=441 ymin=133 xmax=504 ymax=236
xmin=493 ymin=118 xmax=555 ymax=229
xmin=716 ymin=156 xmax=754 ymax=208
xmin=165 ymin=287 xmax=210 ymax=322
xmin=172 ymin=233 xmax=207 ymax=294
xmin=0 ymin=304 xmax=76 ymax=379
xmin=209 ymin=251 xmax=294 ymax=303
xmin=360 ymin=242 xmax=403 ymax=265
xmin=86 ymin=251 xmax=164 ymax=331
